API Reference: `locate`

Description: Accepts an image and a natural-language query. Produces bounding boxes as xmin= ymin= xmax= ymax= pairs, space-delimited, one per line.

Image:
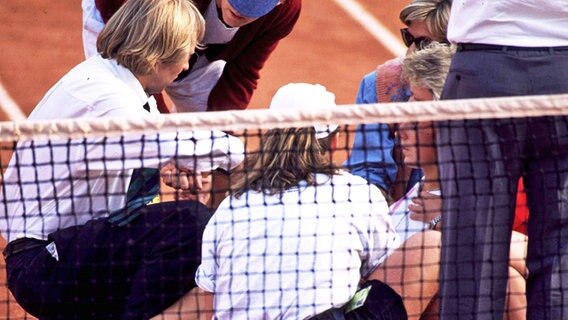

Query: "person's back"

xmin=194 ymin=83 xmax=430 ymax=319
xmin=200 ymin=172 xmax=398 ymax=319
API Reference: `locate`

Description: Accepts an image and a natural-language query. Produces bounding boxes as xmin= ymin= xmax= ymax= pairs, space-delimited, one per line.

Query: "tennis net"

xmin=0 ymin=93 xmax=567 ymax=319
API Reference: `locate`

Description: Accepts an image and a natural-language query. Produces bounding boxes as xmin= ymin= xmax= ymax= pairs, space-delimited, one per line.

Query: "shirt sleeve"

xmin=195 ymin=200 xmax=229 ymax=292
xmin=195 ymin=220 xmax=217 ymax=292
xmin=75 ymin=130 xmax=244 ymax=173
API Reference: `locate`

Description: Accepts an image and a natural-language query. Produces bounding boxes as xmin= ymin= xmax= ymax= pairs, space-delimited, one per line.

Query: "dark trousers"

xmin=311 ymin=280 xmax=407 ymax=320
xmin=436 ymin=46 xmax=568 ymax=319
xmin=5 ymin=200 xmax=211 ymax=320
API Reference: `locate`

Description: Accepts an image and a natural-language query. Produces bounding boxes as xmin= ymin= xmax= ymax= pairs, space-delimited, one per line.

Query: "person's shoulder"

xmin=71 ymin=61 xmax=130 ymax=90
xmin=361 ymin=70 xmax=378 ymax=85
xmin=215 ymin=192 xmax=266 ymax=215
xmin=341 ymin=171 xmax=388 ymax=197
xmin=377 ymin=57 xmax=403 ymax=77
xmin=65 ymin=56 xmax=118 ymax=81
xmin=63 ymin=57 xmax=140 ymax=109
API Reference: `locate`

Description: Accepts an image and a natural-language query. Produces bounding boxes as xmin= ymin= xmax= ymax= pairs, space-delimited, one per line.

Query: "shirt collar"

xmin=97 ymin=55 xmax=150 ymax=106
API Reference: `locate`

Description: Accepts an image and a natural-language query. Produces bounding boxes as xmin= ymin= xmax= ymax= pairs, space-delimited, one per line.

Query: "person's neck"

xmin=215 ymin=0 xmax=231 ymax=28
xmin=420 ymin=165 xmax=440 ymax=192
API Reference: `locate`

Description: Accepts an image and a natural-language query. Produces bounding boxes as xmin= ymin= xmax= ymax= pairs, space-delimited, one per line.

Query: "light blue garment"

xmin=343 ymin=71 xmax=398 ymax=192
xmin=343 ymin=70 xmax=420 ymax=194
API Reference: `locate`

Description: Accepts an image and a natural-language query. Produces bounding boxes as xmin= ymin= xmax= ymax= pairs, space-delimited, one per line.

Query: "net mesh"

xmin=0 ymin=93 xmax=567 ymax=319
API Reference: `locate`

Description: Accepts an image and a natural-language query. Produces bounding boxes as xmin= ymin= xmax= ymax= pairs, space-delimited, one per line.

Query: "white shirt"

xmin=447 ymin=0 xmax=568 ymax=47
xmin=196 ymin=172 xmax=400 ymax=320
xmin=0 ymin=55 xmax=244 ymax=242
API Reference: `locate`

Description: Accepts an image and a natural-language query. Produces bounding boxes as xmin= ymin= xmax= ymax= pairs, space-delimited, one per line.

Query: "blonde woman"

xmin=1 ymin=0 xmax=244 ymax=319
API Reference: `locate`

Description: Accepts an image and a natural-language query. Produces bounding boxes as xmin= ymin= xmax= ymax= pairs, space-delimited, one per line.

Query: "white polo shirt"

xmin=196 ymin=172 xmax=400 ymax=320
xmin=0 ymin=55 xmax=244 ymax=242
xmin=447 ymin=0 xmax=568 ymax=47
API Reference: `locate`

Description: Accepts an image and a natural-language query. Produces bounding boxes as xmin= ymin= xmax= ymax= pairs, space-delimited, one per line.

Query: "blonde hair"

xmin=399 ymin=0 xmax=451 ymax=42
xmin=401 ymin=42 xmax=455 ymax=100
xmin=232 ymin=128 xmax=339 ymax=197
xmin=97 ymin=0 xmax=205 ymax=76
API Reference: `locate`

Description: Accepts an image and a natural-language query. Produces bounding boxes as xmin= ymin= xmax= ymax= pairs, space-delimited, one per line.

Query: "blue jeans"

xmin=437 ymin=45 xmax=568 ymax=319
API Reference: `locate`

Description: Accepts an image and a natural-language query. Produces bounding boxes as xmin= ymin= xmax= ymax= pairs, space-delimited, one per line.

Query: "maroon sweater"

xmin=95 ymin=0 xmax=302 ymax=111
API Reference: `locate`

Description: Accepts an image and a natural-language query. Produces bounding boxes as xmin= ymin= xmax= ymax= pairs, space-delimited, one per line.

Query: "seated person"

xmin=344 ymin=0 xmax=452 ymax=203
xmin=392 ymin=42 xmax=528 ymax=319
xmin=193 ymin=83 xmax=442 ymax=320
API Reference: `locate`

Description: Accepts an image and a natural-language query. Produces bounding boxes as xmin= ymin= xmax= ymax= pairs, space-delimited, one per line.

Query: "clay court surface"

xmin=0 ymin=0 xmax=408 ymax=317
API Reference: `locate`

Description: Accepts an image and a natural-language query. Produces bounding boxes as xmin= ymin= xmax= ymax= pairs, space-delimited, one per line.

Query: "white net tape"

xmin=1 ymin=93 xmax=567 ymax=141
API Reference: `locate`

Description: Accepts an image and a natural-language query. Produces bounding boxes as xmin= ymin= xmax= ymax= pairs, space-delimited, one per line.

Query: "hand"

xmin=160 ymin=163 xmax=211 ymax=205
xmin=175 ymin=173 xmax=212 ymax=205
xmin=161 ymin=162 xmax=203 ymax=191
xmin=408 ymin=190 xmax=441 ymax=223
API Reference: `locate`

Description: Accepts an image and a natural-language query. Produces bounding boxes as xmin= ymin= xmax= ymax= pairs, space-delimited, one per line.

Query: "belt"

xmin=3 ymin=238 xmax=49 ymax=259
xmin=457 ymin=43 xmax=568 ymax=52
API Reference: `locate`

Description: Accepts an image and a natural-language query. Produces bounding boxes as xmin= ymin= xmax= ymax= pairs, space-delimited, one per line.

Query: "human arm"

xmin=161 ymin=165 xmax=214 ymax=205
xmin=79 ymin=129 xmax=244 ymax=175
xmin=194 ymin=203 xmax=227 ymax=308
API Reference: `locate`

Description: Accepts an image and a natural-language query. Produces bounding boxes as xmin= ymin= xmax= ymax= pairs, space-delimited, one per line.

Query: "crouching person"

xmin=1 ymin=0 xmax=244 ymax=319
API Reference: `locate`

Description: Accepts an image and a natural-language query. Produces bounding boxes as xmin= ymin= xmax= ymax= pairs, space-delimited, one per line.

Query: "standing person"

xmin=344 ymin=0 xmax=451 ymax=203
xmin=82 ymin=0 xmax=302 ymax=112
xmin=195 ymin=83 xmax=443 ymax=320
xmin=436 ymin=1 xmax=568 ymax=319
xmin=391 ymin=42 xmax=528 ymax=320
xmin=0 ymin=0 xmax=244 ymax=318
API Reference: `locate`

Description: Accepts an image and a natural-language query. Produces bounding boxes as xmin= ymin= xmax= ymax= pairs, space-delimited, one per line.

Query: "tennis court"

xmin=0 ymin=1 xmax=410 ymax=318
